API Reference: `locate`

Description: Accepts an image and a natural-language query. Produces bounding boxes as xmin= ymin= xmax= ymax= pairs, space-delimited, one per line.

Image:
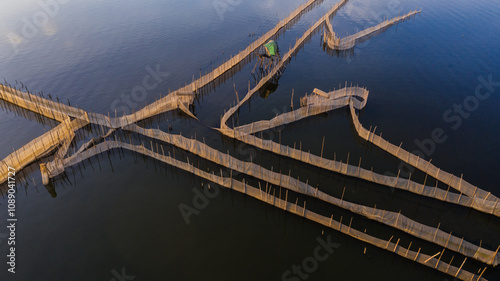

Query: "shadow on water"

xmin=259 ymin=82 xmax=280 ymax=99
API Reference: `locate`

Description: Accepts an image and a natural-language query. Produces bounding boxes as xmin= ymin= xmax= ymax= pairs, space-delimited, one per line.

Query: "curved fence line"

xmin=233 ymin=86 xmax=369 ymax=135
xmin=2 ymin=0 xmax=324 ymax=126
xmin=324 ymin=10 xmax=421 ymax=50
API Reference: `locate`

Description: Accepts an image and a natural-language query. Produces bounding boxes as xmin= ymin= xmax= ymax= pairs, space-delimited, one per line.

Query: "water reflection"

xmin=259 ymin=81 xmax=280 ymax=99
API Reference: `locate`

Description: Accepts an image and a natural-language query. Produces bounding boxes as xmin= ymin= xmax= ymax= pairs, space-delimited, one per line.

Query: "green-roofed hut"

xmin=252 ymin=40 xmax=281 ymax=75
xmin=264 ymin=40 xmax=278 ymax=57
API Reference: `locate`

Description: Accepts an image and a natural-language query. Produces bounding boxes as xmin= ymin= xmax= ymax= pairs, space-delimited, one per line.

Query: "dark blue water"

xmin=1 ymin=0 xmax=499 ymax=280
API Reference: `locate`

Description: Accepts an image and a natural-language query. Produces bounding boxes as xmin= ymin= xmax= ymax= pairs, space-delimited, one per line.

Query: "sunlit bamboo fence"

xmin=3 ymin=81 xmax=495 ymax=279
xmin=223 ymin=87 xmax=500 ymax=218
xmin=0 ymin=84 xmax=193 ymax=184
xmin=324 ymin=10 xmax=421 ymax=50
xmin=38 ymin=137 xmax=491 ymax=280
xmin=125 ymin=124 xmax=500 ymax=265
xmin=0 ymin=0 xmax=498 ymax=279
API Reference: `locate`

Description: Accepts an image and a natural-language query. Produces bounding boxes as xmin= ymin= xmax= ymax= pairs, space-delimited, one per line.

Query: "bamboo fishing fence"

xmin=0 ymin=1 xmax=497 ymax=280
xmin=324 ymin=10 xmax=421 ymax=50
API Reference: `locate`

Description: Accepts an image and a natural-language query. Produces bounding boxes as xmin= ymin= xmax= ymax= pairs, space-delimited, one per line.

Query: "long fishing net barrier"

xmin=0 ymin=83 xmax=195 ymax=184
xmin=37 ymin=137 xmax=491 ymax=280
xmin=176 ymin=0 xmax=322 ymax=94
xmin=217 ymin=0 xmax=499 ymax=217
xmin=4 ymin=81 xmax=496 ymax=279
xmin=0 ymin=0 xmax=498 ymax=279
xmin=38 ymin=119 xmax=499 ymax=267
xmin=324 ymin=9 xmax=421 ymax=51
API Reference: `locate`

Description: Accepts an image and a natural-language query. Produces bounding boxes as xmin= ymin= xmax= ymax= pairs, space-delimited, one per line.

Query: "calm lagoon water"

xmin=0 ymin=0 xmax=499 ymax=280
